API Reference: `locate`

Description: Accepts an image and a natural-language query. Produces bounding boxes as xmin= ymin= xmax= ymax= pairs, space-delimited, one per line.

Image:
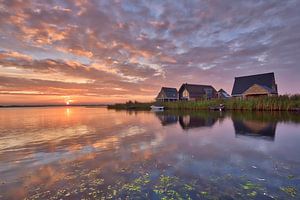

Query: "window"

xmin=183 ymin=89 xmax=189 ymax=98
xmin=205 ymin=88 xmax=212 ymax=98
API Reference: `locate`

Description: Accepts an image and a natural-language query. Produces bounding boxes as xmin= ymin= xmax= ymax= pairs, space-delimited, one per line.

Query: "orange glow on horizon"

xmin=0 ymin=93 xmax=155 ymax=106
xmin=64 ymin=97 xmax=75 ymax=106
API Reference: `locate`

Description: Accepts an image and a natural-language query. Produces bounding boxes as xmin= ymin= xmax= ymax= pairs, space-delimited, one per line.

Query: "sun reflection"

xmin=66 ymin=108 xmax=71 ymax=117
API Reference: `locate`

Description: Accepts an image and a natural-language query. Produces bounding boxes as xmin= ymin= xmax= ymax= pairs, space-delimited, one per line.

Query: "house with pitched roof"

xmin=218 ymin=89 xmax=231 ymax=99
xmin=179 ymin=83 xmax=217 ymax=100
xmin=156 ymin=87 xmax=178 ymax=102
xmin=231 ymin=72 xmax=278 ymax=98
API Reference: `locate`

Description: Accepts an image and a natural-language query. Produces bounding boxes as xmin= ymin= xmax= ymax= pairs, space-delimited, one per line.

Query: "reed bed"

xmin=108 ymin=95 xmax=300 ymax=111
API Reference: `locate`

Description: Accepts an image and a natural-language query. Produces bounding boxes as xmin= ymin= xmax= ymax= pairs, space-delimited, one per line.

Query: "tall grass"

xmin=163 ymin=95 xmax=300 ymax=111
xmin=108 ymin=95 xmax=300 ymax=111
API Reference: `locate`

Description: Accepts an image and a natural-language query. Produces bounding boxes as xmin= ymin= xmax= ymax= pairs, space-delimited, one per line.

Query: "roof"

xmin=179 ymin=83 xmax=216 ymax=98
xmin=244 ymin=84 xmax=274 ymax=95
xmin=231 ymin=72 xmax=277 ymax=96
xmin=160 ymin=87 xmax=178 ymax=98
xmin=218 ymin=88 xmax=230 ymax=98
xmin=218 ymin=89 xmax=225 ymax=93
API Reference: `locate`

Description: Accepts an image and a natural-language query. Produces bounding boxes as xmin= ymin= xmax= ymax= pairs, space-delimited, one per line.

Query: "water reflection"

xmin=0 ymin=107 xmax=300 ymax=199
xmin=155 ymin=111 xmax=222 ymax=130
xmin=179 ymin=115 xmax=217 ymax=130
xmin=233 ymin=119 xmax=277 ymax=140
xmin=230 ymin=111 xmax=299 ymax=141
xmin=156 ymin=114 xmax=178 ymax=126
xmin=156 ymin=111 xmax=280 ymax=139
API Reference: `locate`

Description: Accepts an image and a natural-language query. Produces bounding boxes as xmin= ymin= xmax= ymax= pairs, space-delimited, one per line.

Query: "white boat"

xmin=150 ymin=105 xmax=164 ymax=110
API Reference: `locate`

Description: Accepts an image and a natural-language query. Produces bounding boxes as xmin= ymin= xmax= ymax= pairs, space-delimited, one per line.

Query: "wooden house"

xmin=156 ymin=87 xmax=178 ymax=102
xmin=218 ymin=89 xmax=230 ymax=99
xmin=231 ymin=72 xmax=278 ymax=98
xmin=179 ymin=83 xmax=217 ymax=101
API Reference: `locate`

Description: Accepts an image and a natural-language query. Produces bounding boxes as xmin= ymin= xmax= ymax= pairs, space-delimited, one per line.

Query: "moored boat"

xmin=150 ymin=105 xmax=164 ymax=110
xmin=209 ymin=104 xmax=225 ymax=111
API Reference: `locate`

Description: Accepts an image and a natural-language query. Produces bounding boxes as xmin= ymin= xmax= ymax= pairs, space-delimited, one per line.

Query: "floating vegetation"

xmin=15 ymin=162 xmax=300 ymax=200
xmin=287 ymin=175 xmax=296 ymax=180
xmin=152 ymin=175 xmax=201 ymax=200
xmin=200 ymin=191 xmax=208 ymax=195
xmin=90 ymin=178 xmax=105 ymax=186
xmin=121 ymin=173 xmax=151 ymax=199
xmin=184 ymin=183 xmax=194 ymax=191
xmin=247 ymin=191 xmax=257 ymax=197
xmin=280 ymin=186 xmax=297 ymax=197
xmin=240 ymin=181 xmax=265 ymax=198
xmin=241 ymin=181 xmax=260 ymax=190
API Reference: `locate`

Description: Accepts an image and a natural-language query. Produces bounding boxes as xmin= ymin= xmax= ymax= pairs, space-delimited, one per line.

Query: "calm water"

xmin=0 ymin=107 xmax=300 ymax=200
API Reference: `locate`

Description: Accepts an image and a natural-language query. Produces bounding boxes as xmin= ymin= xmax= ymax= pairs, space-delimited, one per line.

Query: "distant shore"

xmin=108 ymin=95 xmax=300 ymax=111
xmin=0 ymin=104 xmax=109 ymax=108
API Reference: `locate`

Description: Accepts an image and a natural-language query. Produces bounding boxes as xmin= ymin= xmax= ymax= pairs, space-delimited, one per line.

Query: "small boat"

xmin=150 ymin=105 xmax=164 ymax=110
xmin=209 ymin=104 xmax=225 ymax=111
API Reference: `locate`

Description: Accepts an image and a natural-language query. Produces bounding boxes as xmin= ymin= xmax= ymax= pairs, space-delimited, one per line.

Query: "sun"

xmin=64 ymin=96 xmax=74 ymax=106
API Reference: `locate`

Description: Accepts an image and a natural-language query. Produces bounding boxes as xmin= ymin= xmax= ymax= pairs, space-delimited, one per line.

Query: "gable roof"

xmin=244 ymin=84 xmax=273 ymax=95
xmin=179 ymin=83 xmax=216 ymax=98
xmin=160 ymin=87 xmax=178 ymax=98
xmin=231 ymin=72 xmax=277 ymax=96
xmin=218 ymin=88 xmax=230 ymax=98
xmin=218 ymin=89 xmax=226 ymax=93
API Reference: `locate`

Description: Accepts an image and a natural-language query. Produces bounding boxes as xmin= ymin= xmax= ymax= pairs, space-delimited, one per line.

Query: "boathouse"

xmin=231 ymin=72 xmax=278 ymax=98
xmin=156 ymin=87 xmax=178 ymax=102
xmin=179 ymin=83 xmax=217 ymax=101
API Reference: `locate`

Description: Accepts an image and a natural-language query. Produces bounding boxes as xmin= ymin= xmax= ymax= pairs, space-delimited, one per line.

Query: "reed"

xmin=166 ymin=95 xmax=300 ymax=111
xmin=107 ymin=100 xmax=153 ymax=110
xmin=108 ymin=95 xmax=300 ymax=111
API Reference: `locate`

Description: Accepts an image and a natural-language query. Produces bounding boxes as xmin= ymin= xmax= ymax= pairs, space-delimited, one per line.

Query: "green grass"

xmin=108 ymin=95 xmax=300 ymax=111
xmin=163 ymin=95 xmax=300 ymax=111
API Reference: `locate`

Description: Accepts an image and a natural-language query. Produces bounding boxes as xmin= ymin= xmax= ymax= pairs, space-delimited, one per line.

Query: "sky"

xmin=0 ymin=0 xmax=299 ymax=105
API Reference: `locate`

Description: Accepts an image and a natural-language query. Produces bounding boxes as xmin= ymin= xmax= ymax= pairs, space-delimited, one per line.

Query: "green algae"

xmin=23 ymin=165 xmax=300 ymax=200
xmin=287 ymin=175 xmax=296 ymax=180
xmin=241 ymin=181 xmax=260 ymax=190
xmin=247 ymin=191 xmax=257 ymax=197
xmin=280 ymin=186 xmax=297 ymax=197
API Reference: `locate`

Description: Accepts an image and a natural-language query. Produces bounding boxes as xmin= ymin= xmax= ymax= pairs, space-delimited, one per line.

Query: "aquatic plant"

xmin=153 ymin=175 xmax=187 ymax=200
xmin=108 ymin=95 xmax=300 ymax=111
xmin=280 ymin=186 xmax=297 ymax=197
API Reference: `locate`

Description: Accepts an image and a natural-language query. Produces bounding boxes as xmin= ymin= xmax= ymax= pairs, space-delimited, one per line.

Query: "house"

xmin=231 ymin=72 xmax=278 ymax=98
xmin=156 ymin=87 xmax=178 ymax=102
xmin=218 ymin=89 xmax=230 ymax=99
xmin=179 ymin=83 xmax=217 ymax=100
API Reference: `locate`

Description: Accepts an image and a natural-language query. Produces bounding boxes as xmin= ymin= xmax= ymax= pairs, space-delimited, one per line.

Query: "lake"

xmin=0 ymin=107 xmax=299 ymax=199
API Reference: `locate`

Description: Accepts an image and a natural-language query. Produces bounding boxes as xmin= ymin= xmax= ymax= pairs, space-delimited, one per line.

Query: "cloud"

xmin=0 ymin=0 xmax=299 ymax=104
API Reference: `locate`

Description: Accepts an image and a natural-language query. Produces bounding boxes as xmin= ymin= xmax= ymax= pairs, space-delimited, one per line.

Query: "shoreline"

xmin=0 ymin=104 xmax=109 ymax=108
xmin=108 ymin=96 xmax=300 ymax=112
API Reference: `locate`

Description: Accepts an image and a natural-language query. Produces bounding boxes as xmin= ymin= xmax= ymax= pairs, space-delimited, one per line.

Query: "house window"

xmin=183 ymin=89 xmax=189 ymax=98
xmin=204 ymin=88 xmax=212 ymax=98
